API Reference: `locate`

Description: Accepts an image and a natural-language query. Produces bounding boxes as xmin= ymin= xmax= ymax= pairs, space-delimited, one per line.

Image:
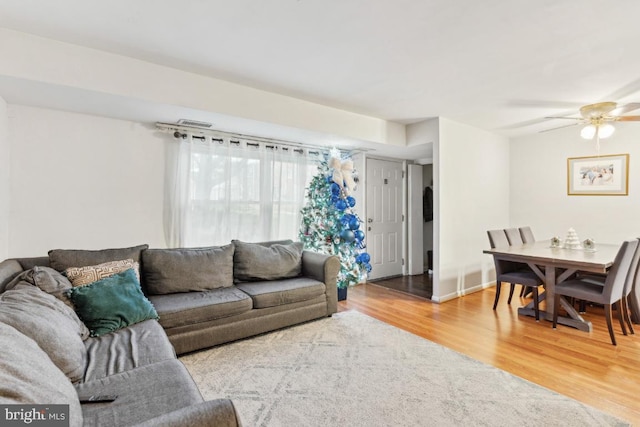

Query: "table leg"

xmin=517 ymin=265 xmax=593 ymax=332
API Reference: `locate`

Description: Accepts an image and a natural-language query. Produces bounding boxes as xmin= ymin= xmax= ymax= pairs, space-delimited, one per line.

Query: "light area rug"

xmin=180 ymin=311 xmax=628 ymax=427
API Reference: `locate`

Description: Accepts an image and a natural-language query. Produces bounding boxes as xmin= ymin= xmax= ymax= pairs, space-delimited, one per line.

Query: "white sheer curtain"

xmin=165 ymin=133 xmax=319 ymax=248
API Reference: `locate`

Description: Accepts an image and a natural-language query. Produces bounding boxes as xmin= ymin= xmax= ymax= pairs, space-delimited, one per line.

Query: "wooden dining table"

xmin=483 ymin=241 xmax=621 ymax=332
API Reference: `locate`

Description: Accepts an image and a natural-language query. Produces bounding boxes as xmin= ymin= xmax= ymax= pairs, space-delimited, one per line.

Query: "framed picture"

xmin=567 ymin=153 xmax=629 ymax=196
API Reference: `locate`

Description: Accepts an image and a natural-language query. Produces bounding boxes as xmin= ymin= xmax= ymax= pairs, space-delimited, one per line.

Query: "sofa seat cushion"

xmin=82 ymin=320 xmax=176 ymax=382
xmin=75 ymin=359 xmax=203 ymax=427
xmin=0 ymin=322 xmax=83 ymax=427
xmin=235 ymin=277 xmax=326 ymax=309
xmin=149 ymin=287 xmax=253 ymax=329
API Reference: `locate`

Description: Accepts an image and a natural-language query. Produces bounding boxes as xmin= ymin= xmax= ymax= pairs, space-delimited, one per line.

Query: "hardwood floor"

xmin=339 ymin=282 xmax=640 ymax=425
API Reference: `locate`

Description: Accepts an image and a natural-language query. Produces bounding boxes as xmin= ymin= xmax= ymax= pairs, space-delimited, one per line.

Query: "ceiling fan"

xmin=544 ymin=101 xmax=640 ymax=138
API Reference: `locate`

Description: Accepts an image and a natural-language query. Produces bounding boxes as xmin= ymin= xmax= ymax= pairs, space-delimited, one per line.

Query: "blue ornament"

xmin=340 ymin=214 xmax=350 ymax=225
xmin=330 ymin=195 xmax=340 ymax=204
xmin=354 ymin=230 xmax=365 ymax=242
xmin=326 ymin=175 xmax=334 ymax=184
xmin=340 ymin=229 xmax=355 ymax=242
xmin=346 ymin=196 xmax=356 ymax=207
xmin=335 ymin=199 xmax=348 ymax=211
xmin=364 ymin=262 xmax=372 ymax=273
xmin=359 ymin=252 xmax=371 ymax=264
xmin=348 ymin=217 xmax=360 ymax=230
xmin=330 ymin=183 xmax=341 ymax=195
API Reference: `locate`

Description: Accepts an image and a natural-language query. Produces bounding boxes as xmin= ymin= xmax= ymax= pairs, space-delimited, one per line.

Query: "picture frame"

xmin=567 ymin=153 xmax=629 ymax=196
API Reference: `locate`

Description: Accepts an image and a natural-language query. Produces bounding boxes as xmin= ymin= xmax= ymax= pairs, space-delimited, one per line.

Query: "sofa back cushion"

xmin=0 ymin=286 xmax=88 ymax=383
xmin=142 ymin=245 xmax=234 ymax=295
xmin=48 ymin=244 xmax=148 ymax=272
xmin=0 ymin=322 xmax=83 ymax=427
xmin=0 ymin=259 xmax=24 ymax=293
xmin=233 ymin=240 xmax=303 ymax=282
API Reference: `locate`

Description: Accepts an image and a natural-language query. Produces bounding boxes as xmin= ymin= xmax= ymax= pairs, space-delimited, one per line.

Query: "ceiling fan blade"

xmin=539 ymin=123 xmax=580 ymax=133
xmin=498 ymin=117 xmax=550 ymax=130
xmin=610 ymin=103 xmax=640 ymax=116
xmin=507 ymin=99 xmax=586 ymax=109
xmin=603 ymin=78 xmax=640 ymax=101
xmin=617 ymin=115 xmax=640 ymax=121
xmin=544 ymin=116 xmax=582 ymax=120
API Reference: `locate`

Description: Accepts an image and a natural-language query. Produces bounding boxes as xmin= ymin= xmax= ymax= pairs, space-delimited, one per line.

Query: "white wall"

xmin=511 ymin=125 xmax=640 ymax=244
xmin=7 ymin=106 xmax=167 ymax=257
xmin=0 ymin=28 xmax=405 ymax=148
xmin=433 ymin=118 xmax=510 ymax=302
xmin=0 ymin=96 xmax=8 ymax=260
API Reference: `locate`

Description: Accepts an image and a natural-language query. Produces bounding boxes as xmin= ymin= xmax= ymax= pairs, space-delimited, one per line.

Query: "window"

xmin=165 ymin=134 xmax=319 ymax=247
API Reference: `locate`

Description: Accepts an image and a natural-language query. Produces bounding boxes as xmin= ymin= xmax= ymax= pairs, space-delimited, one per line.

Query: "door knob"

xmin=367 ymin=218 xmax=373 ymax=223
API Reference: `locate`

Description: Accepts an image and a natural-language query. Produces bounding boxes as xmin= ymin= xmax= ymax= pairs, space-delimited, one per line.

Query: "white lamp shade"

xmin=580 ymin=125 xmax=596 ymax=139
xmin=599 ymin=123 xmax=615 ymax=139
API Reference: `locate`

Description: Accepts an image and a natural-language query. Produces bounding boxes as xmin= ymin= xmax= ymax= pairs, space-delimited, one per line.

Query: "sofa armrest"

xmin=301 ymin=251 xmax=341 ymax=315
xmin=132 ymin=399 xmax=242 ymax=427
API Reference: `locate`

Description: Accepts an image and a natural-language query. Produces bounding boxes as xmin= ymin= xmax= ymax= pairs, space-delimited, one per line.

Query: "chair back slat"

xmin=504 ymin=228 xmax=524 ymax=245
xmin=519 ymin=226 xmax=535 ymax=243
xmin=487 ymin=229 xmax=509 ymax=249
xmin=604 ymin=240 xmax=639 ymax=302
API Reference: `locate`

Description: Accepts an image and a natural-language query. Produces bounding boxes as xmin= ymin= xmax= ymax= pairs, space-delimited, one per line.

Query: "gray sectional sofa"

xmin=0 ymin=240 xmax=340 ymax=427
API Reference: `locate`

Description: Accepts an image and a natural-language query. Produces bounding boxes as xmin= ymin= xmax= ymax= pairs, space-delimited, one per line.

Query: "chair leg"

xmin=507 ymin=283 xmax=516 ymax=304
xmin=604 ymin=304 xmax=618 ymax=345
xmin=519 ymin=286 xmax=525 ymax=297
xmin=532 ymin=286 xmax=539 ymax=322
xmin=616 ymin=301 xmax=629 ymax=336
xmin=622 ymin=297 xmax=635 ymax=334
xmin=493 ymin=281 xmax=502 ymax=310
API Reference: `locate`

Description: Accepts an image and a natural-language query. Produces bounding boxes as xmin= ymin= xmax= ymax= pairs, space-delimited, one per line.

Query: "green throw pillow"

xmin=66 ymin=268 xmax=158 ymax=337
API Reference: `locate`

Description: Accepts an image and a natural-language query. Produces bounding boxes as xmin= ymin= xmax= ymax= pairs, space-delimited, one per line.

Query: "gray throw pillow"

xmin=0 ymin=322 xmax=83 ymax=427
xmin=7 ymin=266 xmax=72 ymax=299
xmin=142 ymin=244 xmax=235 ymax=295
xmin=0 ymin=287 xmax=88 ymax=383
xmin=233 ymin=240 xmax=303 ymax=282
xmin=48 ymin=244 xmax=149 ymax=272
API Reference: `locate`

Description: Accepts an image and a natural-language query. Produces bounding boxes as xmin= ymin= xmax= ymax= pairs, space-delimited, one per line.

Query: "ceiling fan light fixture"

xmin=580 ymin=124 xmax=596 ymax=139
xmin=599 ymin=123 xmax=615 ymax=139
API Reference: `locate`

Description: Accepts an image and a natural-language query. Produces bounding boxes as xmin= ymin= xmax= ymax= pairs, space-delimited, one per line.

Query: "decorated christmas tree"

xmin=299 ymin=150 xmax=371 ymax=292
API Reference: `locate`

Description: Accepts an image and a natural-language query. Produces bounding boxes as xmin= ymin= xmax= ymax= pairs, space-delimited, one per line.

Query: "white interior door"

xmin=366 ymin=158 xmax=404 ymax=280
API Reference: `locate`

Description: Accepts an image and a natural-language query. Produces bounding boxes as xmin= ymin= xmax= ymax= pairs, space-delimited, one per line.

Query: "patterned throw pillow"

xmin=64 ymin=259 xmax=140 ymax=287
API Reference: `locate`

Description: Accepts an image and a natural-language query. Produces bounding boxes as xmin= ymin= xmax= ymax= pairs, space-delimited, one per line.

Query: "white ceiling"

xmin=1 ymin=0 xmax=640 ymax=158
